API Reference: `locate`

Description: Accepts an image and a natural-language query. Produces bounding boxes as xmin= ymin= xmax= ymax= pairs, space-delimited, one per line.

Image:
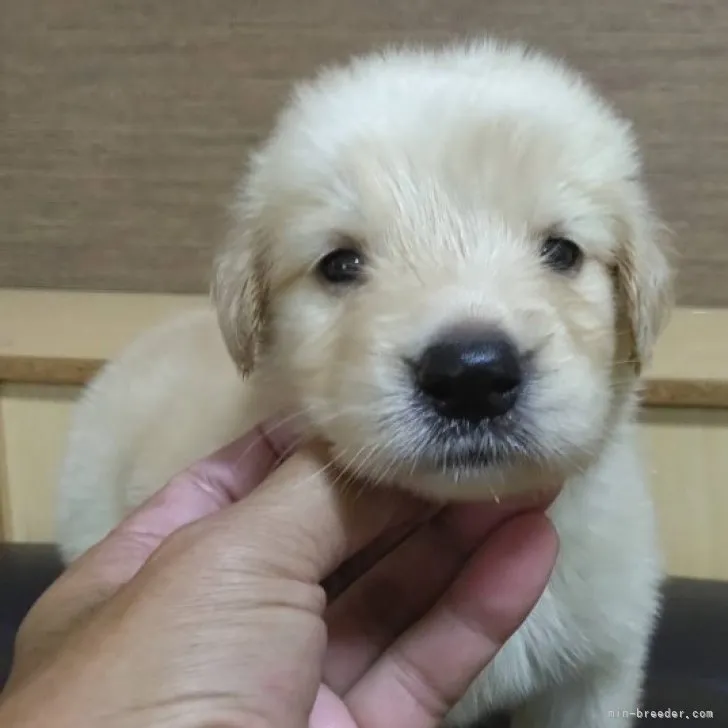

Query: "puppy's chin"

xmin=394 ymin=459 xmax=564 ymax=502
xmin=318 ymin=433 xmax=565 ymax=503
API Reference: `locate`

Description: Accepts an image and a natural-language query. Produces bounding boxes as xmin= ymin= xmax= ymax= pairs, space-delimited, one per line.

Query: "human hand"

xmin=0 ymin=422 xmax=558 ymax=728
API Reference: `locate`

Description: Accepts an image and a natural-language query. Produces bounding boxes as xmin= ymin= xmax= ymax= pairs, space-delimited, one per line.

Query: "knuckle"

xmin=389 ymin=649 xmax=451 ymax=721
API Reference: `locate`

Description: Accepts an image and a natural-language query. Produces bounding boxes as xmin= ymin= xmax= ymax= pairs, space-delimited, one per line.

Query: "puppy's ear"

xmin=211 ymin=192 xmax=271 ymax=376
xmin=614 ymin=186 xmax=674 ymax=375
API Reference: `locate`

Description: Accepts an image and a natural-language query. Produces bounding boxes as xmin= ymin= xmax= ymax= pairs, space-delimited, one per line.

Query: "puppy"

xmin=56 ymin=38 xmax=673 ymax=728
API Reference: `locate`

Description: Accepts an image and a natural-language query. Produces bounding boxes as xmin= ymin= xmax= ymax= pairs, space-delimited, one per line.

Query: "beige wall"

xmin=640 ymin=409 xmax=728 ymax=579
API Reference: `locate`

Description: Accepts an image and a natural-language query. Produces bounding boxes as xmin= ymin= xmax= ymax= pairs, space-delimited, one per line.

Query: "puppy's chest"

xmin=476 ymin=564 xmax=610 ymax=710
xmin=452 ymin=484 xmax=659 ymax=718
xmin=443 ymin=567 xmax=602 ymax=728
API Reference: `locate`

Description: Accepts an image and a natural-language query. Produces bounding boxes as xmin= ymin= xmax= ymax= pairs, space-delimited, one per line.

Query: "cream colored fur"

xmin=56 ymin=38 xmax=673 ymax=728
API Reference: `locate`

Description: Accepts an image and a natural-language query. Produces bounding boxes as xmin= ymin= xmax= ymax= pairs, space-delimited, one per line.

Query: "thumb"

xmin=203 ymin=443 xmax=426 ymax=587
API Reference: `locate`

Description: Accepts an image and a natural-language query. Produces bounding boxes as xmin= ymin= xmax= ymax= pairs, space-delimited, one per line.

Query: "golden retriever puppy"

xmin=56 ymin=38 xmax=673 ymax=728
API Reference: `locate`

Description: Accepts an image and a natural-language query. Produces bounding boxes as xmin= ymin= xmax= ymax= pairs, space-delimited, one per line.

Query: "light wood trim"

xmin=0 ymin=289 xmax=205 ymax=385
xmin=0 ymin=401 xmax=10 ymax=540
xmin=640 ymin=407 xmax=728 ymax=580
xmin=0 ymin=356 xmax=104 ymax=386
xmin=0 ymin=385 xmax=80 ymax=542
xmin=643 ymin=379 xmax=728 ymax=409
xmin=0 ymin=289 xmax=207 ymax=361
xmin=2 ymin=290 xmax=728 ymax=405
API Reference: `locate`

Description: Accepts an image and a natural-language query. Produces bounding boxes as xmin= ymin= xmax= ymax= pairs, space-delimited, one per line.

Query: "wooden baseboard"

xmin=0 ymin=405 xmax=9 ymax=541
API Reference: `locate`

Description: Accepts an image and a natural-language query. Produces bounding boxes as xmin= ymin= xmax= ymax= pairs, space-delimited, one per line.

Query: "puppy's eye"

xmin=317 ymin=248 xmax=365 ymax=285
xmin=540 ymin=236 xmax=583 ymax=273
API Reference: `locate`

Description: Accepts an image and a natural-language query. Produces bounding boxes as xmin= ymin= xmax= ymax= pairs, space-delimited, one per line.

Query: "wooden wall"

xmin=2 ymin=1 xmax=728 ymax=303
xmin=1 ymin=292 xmax=728 ymax=581
xmin=2 ymin=3 xmax=728 ymax=581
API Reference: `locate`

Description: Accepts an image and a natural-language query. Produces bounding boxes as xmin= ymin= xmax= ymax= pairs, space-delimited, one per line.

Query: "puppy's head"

xmin=212 ymin=40 xmax=673 ymax=499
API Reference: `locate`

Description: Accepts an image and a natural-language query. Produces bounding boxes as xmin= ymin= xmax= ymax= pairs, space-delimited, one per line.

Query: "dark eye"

xmin=540 ymin=236 xmax=583 ymax=273
xmin=316 ymin=247 xmax=365 ymax=285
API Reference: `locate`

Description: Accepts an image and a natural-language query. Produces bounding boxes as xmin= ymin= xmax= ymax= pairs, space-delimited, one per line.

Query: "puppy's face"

xmin=214 ymin=43 xmax=672 ymax=499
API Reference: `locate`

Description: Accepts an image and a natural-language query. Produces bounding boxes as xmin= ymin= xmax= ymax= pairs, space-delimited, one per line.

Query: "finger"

xmin=345 ymin=512 xmax=558 ymax=728
xmin=323 ymin=493 xmax=555 ymax=693
xmin=321 ymin=512 xmax=433 ymax=601
xmin=14 ymin=422 xmax=290 ymax=668
xmin=199 ymin=445 xmax=427 ymax=588
xmin=310 ymin=685 xmax=358 ymax=728
xmin=72 ymin=422 xmax=287 ymax=580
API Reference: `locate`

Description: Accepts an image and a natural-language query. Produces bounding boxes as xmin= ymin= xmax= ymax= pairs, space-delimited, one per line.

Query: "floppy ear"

xmin=614 ymin=188 xmax=674 ymax=375
xmin=210 ymin=190 xmax=271 ymax=376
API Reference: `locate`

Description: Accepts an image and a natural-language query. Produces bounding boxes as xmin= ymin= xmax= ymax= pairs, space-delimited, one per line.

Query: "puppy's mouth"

xmin=413 ymin=438 xmax=530 ymax=478
xmin=422 ymin=444 xmax=512 ymax=472
xmin=412 ymin=411 xmax=536 ymax=476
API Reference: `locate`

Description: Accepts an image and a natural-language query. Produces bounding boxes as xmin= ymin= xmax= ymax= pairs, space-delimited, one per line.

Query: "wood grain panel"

xmin=641 ymin=408 xmax=728 ymax=580
xmin=0 ymin=404 xmax=9 ymax=541
xmin=2 ymin=1 xmax=728 ymax=302
xmin=0 ymin=385 xmax=79 ymax=543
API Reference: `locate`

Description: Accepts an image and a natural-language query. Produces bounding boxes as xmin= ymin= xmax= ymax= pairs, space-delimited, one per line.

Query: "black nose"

xmin=413 ymin=328 xmax=523 ymax=421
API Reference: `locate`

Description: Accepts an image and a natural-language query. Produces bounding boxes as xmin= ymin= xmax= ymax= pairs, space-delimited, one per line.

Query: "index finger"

xmin=344 ymin=512 xmax=558 ymax=728
xmin=74 ymin=420 xmax=290 ymax=581
xmin=14 ymin=422 xmax=289 ymax=666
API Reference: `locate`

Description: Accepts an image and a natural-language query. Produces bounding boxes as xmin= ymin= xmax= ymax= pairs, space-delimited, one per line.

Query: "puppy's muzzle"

xmin=412 ymin=325 xmax=523 ymax=422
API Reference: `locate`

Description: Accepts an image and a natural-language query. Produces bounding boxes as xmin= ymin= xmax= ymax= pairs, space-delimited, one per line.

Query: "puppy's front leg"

xmin=510 ymin=665 xmax=644 ymax=728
